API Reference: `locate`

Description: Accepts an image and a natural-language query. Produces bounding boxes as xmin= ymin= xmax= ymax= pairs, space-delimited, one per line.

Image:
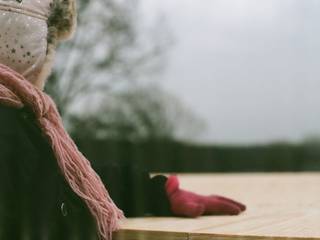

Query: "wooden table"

xmin=114 ymin=173 xmax=320 ymax=240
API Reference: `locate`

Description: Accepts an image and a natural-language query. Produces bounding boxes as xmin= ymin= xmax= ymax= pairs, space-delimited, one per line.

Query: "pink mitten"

xmin=165 ymin=175 xmax=246 ymax=217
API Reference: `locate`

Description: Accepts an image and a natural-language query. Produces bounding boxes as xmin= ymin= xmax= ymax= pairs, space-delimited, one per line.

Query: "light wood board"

xmin=113 ymin=173 xmax=320 ymax=240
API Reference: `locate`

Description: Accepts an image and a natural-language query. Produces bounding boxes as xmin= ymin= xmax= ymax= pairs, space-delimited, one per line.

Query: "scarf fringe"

xmin=0 ymin=64 xmax=124 ymax=240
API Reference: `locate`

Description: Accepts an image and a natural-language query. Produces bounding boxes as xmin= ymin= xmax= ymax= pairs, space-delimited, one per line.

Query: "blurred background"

xmin=46 ymin=0 xmax=320 ymax=172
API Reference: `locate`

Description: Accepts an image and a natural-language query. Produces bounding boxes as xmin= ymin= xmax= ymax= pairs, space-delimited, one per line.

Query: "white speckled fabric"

xmin=0 ymin=0 xmax=52 ymax=84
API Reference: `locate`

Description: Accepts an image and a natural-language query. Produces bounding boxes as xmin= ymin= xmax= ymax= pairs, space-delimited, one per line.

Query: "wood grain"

xmin=114 ymin=173 xmax=320 ymax=240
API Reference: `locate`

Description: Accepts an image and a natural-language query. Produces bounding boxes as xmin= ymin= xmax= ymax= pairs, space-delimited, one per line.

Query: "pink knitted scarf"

xmin=0 ymin=64 xmax=124 ymax=240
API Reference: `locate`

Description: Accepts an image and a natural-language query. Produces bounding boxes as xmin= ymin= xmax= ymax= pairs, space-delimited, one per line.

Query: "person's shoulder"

xmin=0 ymin=104 xmax=23 ymax=136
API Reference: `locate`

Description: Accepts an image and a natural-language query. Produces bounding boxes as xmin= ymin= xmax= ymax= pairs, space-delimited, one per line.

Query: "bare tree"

xmin=69 ymin=84 xmax=205 ymax=141
xmin=46 ymin=0 xmax=204 ymax=141
xmin=46 ymin=0 xmax=169 ymax=117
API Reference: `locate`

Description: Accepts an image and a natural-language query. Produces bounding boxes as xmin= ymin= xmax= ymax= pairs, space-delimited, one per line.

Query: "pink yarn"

xmin=0 ymin=64 xmax=124 ymax=240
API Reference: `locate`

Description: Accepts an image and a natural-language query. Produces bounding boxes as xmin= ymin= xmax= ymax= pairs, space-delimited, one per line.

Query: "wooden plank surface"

xmin=114 ymin=173 xmax=320 ymax=240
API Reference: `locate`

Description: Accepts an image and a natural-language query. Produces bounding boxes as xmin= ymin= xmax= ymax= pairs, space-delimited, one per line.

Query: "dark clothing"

xmin=0 ymin=105 xmax=171 ymax=240
xmin=95 ymin=165 xmax=171 ymax=217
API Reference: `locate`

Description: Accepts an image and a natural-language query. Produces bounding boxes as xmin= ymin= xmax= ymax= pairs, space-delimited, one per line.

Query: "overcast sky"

xmin=141 ymin=0 xmax=320 ymax=144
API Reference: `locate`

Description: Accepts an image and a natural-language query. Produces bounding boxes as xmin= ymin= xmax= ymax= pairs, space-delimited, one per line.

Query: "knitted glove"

xmin=165 ymin=175 xmax=246 ymax=217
